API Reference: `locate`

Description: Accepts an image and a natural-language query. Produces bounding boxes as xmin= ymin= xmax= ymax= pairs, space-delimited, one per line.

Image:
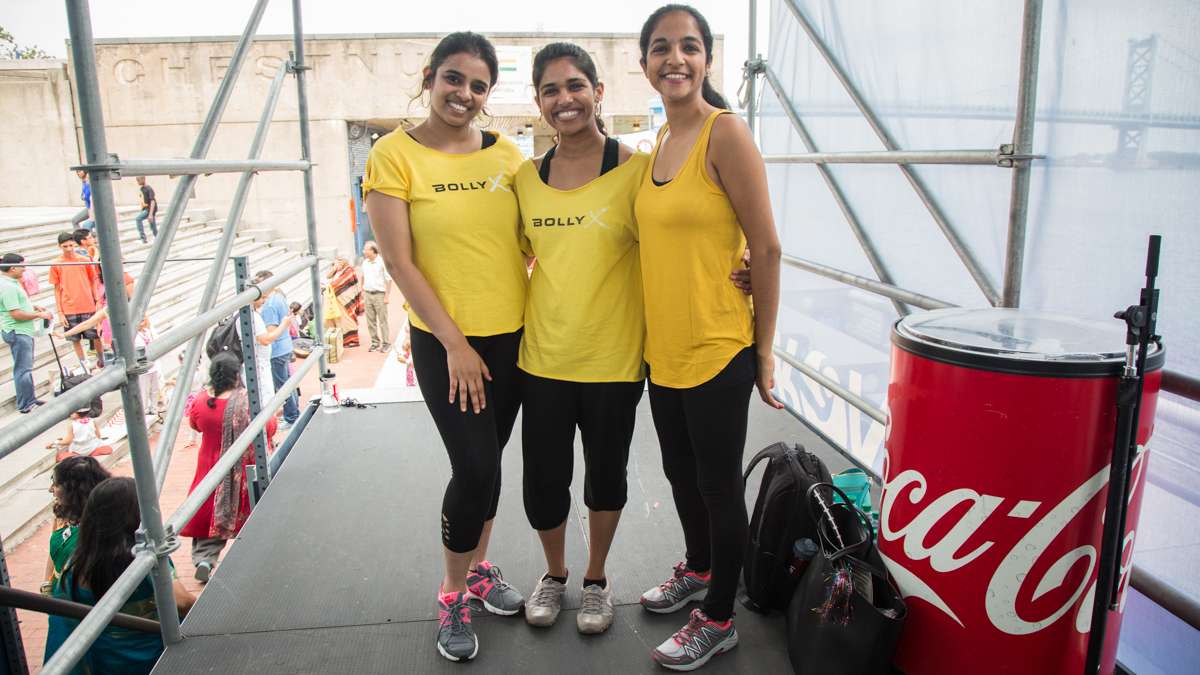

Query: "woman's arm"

xmin=710 ymin=114 xmax=784 ymax=409
xmin=61 ymin=306 xmax=108 ymax=337
xmin=365 ymin=191 xmax=491 ymax=413
xmin=173 ymin=578 xmax=196 ymax=616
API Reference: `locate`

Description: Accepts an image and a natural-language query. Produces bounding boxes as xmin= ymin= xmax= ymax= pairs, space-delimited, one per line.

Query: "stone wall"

xmin=2 ymin=33 xmax=723 ymax=257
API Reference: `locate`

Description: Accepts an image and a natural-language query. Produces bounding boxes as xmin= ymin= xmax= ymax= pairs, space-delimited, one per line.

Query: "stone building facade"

xmin=1 ymin=33 xmax=723 ymax=256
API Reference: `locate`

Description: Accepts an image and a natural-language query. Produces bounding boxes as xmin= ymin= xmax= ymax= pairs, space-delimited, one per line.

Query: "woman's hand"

xmin=756 ymin=351 xmax=784 ymax=409
xmin=445 ymin=340 xmax=491 ymax=414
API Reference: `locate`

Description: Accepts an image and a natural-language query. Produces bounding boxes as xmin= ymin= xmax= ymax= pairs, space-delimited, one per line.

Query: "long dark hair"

xmin=639 ymin=4 xmax=729 ymax=109
xmin=532 ymin=42 xmax=607 ymax=135
xmin=52 ymin=456 xmax=112 ymax=525
xmin=206 ymin=352 xmax=242 ymax=408
xmin=68 ymin=477 xmax=140 ymax=598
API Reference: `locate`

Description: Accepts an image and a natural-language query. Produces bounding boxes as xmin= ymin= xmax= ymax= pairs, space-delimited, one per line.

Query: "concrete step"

xmin=0 ymin=205 xmax=204 ymax=261
xmin=0 ymin=205 xmax=143 ymax=249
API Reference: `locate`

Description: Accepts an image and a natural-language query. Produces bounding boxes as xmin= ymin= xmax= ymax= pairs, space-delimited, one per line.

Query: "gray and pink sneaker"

xmin=436 ymin=591 xmax=478 ymax=662
xmin=651 ymin=608 xmax=739 ymax=671
xmin=466 ymin=561 xmax=525 ymax=616
xmin=640 ymin=562 xmax=710 ymax=614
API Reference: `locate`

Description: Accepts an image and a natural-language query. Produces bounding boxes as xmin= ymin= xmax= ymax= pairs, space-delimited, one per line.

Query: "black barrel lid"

xmin=893 ymin=308 xmax=1165 ymax=377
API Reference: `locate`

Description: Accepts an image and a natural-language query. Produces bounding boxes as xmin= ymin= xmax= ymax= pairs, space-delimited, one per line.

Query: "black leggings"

xmin=410 ymin=326 xmax=523 ymax=553
xmin=521 ymin=372 xmax=645 ymax=530
xmin=648 ymin=346 xmax=755 ymax=622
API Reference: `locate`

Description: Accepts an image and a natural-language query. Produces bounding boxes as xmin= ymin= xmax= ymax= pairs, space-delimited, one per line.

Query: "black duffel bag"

xmin=787 ymin=482 xmax=906 ymax=675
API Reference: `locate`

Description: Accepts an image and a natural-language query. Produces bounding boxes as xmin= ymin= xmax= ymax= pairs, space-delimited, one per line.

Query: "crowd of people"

xmin=7 ymin=3 xmax=787 ymax=671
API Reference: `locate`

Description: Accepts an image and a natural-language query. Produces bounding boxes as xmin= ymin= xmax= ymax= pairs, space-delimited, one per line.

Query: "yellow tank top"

xmin=362 ymin=129 xmax=527 ymax=336
xmin=634 ymin=111 xmax=754 ymax=388
xmin=514 ymin=153 xmax=648 ymax=382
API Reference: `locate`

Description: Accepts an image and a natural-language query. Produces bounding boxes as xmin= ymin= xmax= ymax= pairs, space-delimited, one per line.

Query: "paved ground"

xmin=8 ymin=299 xmax=407 ymax=671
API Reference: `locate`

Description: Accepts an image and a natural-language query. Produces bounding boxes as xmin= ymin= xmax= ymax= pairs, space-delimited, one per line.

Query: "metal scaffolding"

xmin=0 ymin=1 xmax=332 ymax=672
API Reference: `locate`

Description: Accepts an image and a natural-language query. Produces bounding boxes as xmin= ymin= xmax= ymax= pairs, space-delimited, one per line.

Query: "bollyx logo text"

xmin=531 ymin=207 xmax=610 ymax=229
xmin=431 ymin=173 xmax=509 ymax=193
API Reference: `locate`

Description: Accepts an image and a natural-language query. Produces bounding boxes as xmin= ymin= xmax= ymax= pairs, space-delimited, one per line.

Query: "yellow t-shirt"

xmin=515 ymin=153 xmax=649 ymax=382
xmin=634 ymin=111 xmax=754 ymax=388
xmin=362 ymin=129 xmax=527 ymax=336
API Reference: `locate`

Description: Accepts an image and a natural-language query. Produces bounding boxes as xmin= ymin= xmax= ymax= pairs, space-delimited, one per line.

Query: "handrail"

xmin=773 ymin=346 xmax=887 ymax=425
xmin=144 ymin=255 xmax=317 ymax=361
xmin=1162 ymin=369 xmax=1200 ymax=402
xmin=0 ymin=586 xmax=160 ymax=634
xmin=166 ymin=347 xmax=325 ymax=531
xmin=1130 ymin=566 xmax=1200 ymax=632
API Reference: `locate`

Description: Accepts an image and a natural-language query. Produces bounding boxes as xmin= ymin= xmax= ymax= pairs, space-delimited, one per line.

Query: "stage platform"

xmin=153 ymin=397 xmax=853 ymax=673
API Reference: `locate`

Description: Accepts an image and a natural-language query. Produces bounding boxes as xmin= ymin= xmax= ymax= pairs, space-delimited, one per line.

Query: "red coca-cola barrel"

xmin=881 ymin=308 xmax=1163 ymax=675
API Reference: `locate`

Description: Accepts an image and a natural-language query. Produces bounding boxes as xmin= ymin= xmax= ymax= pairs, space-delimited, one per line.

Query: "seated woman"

xmin=42 ymin=456 xmax=111 ymax=595
xmin=44 ymin=477 xmax=194 ymax=674
xmin=181 ymin=353 xmax=276 ymax=583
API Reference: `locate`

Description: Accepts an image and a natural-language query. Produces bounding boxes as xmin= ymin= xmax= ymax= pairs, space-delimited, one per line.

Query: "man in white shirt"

xmin=358 ymin=240 xmax=392 ymax=352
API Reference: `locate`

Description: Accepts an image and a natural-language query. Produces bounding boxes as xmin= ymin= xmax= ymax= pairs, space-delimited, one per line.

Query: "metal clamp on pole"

xmin=996 ymin=142 xmax=1046 ymax=167
xmin=133 ymin=525 xmax=182 ymax=559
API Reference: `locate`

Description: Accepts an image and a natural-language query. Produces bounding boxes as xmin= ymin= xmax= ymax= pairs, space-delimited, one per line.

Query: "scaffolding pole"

xmin=763 ymin=68 xmax=907 ymax=316
xmin=1001 ymin=0 xmax=1045 ymax=307
xmin=292 ymin=0 xmax=329 ymax=377
xmin=782 ymin=0 xmax=1002 ymax=307
xmin=127 ymin=0 xmax=272 ymax=327
xmin=154 ymin=60 xmax=294 ymax=491
xmin=71 ymin=158 xmax=310 ymax=177
xmin=748 ymin=0 xmax=759 ymax=136
xmin=62 ymin=0 xmax=181 ymax=652
xmin=764 ymin=149 xmax=1006 ymax=165
xmin=783 ymin=254 xmax=956 ymax=310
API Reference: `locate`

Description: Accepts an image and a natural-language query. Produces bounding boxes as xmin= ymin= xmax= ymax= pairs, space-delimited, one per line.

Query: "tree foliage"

xmin=0 ymin=26 xmax=51 ymax=60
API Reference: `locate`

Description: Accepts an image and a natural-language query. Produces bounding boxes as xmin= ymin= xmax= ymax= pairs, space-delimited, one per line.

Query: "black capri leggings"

xmin=410 ymin=326 xmax=522 ymax=553
xmin=648 ymin=346 xmax=755 ymax=622
xmin=521 ymin=372 xmax=645 ymax=530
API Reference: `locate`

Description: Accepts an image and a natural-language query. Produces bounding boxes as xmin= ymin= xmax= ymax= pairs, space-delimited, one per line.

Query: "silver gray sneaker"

xmin=436 ymin=591 xmax=478 ymax=662
xmin=651 ymin=608 xmax=738 ymax=671
xmin=577 ymin=583 xmax=614 ymax=634
xmin=525 ymin=576 xmax=567 ymax=627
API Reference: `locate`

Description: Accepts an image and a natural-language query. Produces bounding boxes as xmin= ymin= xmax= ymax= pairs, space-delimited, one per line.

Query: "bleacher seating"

xmin=0 ymin=207 xmax=334 ymax=548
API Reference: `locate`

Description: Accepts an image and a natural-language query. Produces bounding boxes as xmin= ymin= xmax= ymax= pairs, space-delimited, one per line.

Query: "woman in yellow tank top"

xmin=632 ymin=6 xmax=783 ymax=671
xmin=362 ymin=33 xmax=526 ymax=663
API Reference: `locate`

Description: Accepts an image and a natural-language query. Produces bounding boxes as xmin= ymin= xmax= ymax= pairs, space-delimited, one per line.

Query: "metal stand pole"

xmin=291 ymin=1 xmax=328 ymax=378
xmin=64 ymin=0 xmax=181 ymax=646
xmin=1084 ymin=236 xmax=1161 ymax=674
xmin=233 ymin=257 xmax=271 ymax=501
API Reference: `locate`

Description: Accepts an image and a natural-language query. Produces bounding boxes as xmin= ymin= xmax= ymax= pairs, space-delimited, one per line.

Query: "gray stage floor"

xmin=153 ymin=397 xmax=853 ymax=674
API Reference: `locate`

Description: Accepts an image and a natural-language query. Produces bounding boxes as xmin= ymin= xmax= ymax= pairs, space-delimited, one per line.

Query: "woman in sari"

xmin=325 ymin=256 xmax=365 ymax=348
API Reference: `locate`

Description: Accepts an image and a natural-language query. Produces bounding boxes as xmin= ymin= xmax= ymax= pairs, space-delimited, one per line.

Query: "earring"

xmin=595 ymin=101 xmax=603 ymax=117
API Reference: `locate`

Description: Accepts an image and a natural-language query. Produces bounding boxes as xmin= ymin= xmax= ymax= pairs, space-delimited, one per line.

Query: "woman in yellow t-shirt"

xmin=632 ymin=6 xmax=783 ymax=671
xmin=362 ymin=32 xmax=527 ymax=663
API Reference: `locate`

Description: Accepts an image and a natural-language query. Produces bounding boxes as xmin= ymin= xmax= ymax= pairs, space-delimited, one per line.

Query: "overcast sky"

xmin=3 ymin=0 xmax=770 ymax=110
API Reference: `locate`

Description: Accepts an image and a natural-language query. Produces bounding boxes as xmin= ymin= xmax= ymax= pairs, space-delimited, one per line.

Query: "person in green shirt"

xmin=1 ymin=253 xmax=53 ymax=413
xmin=42 ymin=456 xmax=111 ymax=594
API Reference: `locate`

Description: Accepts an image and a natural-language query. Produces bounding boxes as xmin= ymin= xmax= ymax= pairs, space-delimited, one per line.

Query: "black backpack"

xmin=48 ymin=334 xmax=103 ymax=418
xmin=205 ymin=315 xmax=244 ymax=362
xmin=741 ymin=442 xmax=832 ymax=612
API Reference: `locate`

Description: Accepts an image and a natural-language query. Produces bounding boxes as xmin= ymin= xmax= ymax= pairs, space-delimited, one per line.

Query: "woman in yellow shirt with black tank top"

xmin=362 ymin=32 xmax=526 ymax=663
xmin=514 ymin=42 xmax=752 ymax=641
xmin=632 ymin=6 xmax=783 ymax=671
